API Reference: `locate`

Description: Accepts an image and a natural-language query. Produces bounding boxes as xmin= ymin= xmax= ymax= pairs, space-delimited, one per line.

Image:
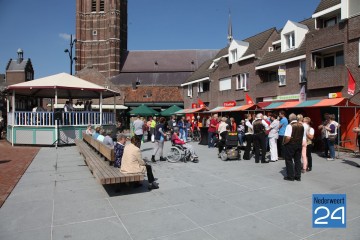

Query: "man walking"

xmin=283 ymin=113 xmax=304 ymax=181
xmin=133 ymin=115 xmax=144 ymax=146
xmin=208 ymin=114 xmax=218 ymax=148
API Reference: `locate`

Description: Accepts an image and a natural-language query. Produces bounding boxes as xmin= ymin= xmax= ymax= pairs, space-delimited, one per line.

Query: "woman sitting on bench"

xmin=171 ymin=131 xmax=198 ymax=162
xmin=121 ymin=136 xmax=159 ymax=190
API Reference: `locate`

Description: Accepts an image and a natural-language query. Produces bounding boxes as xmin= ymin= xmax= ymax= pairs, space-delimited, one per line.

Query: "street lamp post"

xmin=64 ymin=34 xmax=77 ymax=75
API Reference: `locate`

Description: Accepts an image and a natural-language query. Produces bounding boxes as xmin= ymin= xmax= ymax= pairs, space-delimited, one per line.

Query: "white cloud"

xmin=59 ymin=33 xmax=72 ymax=41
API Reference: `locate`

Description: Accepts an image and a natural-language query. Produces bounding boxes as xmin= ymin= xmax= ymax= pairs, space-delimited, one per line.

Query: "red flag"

xmin=347 ymin=67 xmax=356 ymax=96
xmin=245 ymin=93 xmax=254 ymax=105
xmin=198 ymin=99 xmax=206 ymax=108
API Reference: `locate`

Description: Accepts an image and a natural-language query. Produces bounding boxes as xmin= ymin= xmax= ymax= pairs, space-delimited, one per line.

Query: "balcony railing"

xmin=307 ymin=65 xmax=346 ymax=90
xmin=255 ymin=81 xmax=279 ymax=99
xmin=7 ymin=111 xmax=116 ymax=127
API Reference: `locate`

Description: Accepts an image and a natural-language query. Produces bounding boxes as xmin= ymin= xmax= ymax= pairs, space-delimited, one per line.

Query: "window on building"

xmin=236 ymin=73 xmax=249 ymax=90
xmin=100 ymin=0 xmax=105 ymax=11
xmin=314 ymin=51 xmax=344 ymax=69
xmin=231 ymin=49 xmax=237 ymax=63
xmin=219 ymin=78 xmax=231 ymax=91
xmin=198 ymin=82 xmax=203 ymax=93
xmin=91 ymin=0 xmax=97 ymax=12
xmin=324 ymin=17 xmax=337 ymax=28
xmin=278 ymin=65 xmax=286 ymax=86
xmin=187 ymin=85 xmax=193 ymax=97
xmin=202 ymin=81 xmax=210 ymax=92
xmin=299 ymin=60 xmax=306 ymax=83
xmin=285 ymin=32 xmax=295 ymax=50
xmin=92 ymin=30 xmax=98 ymax=36
xmin=267 ymin=72 xmax=278 ymax=82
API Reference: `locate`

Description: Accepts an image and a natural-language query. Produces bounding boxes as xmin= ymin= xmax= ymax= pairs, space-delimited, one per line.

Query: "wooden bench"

xmin=75 ymin=139 xmax=144 ymax=185
xmin=82 ymin=133 xmax=115 ymax=163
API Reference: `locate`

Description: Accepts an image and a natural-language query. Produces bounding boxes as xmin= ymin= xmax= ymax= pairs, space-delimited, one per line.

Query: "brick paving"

xmin=0 ymin=139 xmax=39 ymax=207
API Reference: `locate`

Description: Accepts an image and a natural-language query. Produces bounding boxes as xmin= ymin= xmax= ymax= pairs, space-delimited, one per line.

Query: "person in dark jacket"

xmin=151 ymin=117 xmax=167 ymax=162
xmin=114 ymin=134 xmax=127 ymax=168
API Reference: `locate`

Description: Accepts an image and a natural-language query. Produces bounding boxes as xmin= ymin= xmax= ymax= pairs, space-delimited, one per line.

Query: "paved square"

xmin=0 ymin=141 xmax=360 ymax=239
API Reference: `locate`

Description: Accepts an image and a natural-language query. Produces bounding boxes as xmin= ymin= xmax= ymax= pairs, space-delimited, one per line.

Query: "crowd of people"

xmin=205 ymin=111 xmax=340 ymax=181
xmin=85 ymin=111 xmax=342 ymax=190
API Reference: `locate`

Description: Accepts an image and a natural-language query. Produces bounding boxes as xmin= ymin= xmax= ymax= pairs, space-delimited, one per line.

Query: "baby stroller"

xmin=219 ymin=132 xmax=241 ymax=161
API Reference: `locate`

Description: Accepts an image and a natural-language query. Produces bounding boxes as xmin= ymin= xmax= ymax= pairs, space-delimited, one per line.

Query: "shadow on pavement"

xmin=103 ymin=180 xmax=151 ymax=197
xmin=341 ymin=159 xmax=360 ymax=168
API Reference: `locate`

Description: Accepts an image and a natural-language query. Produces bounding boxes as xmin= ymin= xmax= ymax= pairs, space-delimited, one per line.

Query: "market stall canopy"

xmin=160 ymin=105 xmax=183 ymax=116
xmin=6 ymin=72 xmax=120 ymax=99
xmin=262 ymin=98 xmax=356 ymax=110
xmin=128 ymin=104 xmax=159 ymax=116
xmin=207 ymin=104 xmax=255 ymax=113
xmin=175 ymin=107 xmax=206 ymax=114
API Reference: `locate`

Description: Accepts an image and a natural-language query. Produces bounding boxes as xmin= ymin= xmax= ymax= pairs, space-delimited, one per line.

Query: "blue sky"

xmin=0 ymin=0 xmax=320 ymax=78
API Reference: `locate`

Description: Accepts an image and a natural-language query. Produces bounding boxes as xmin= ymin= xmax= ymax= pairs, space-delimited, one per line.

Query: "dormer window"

xmin=285 ymin=32 xmax=295 ymax=50
xmin=228 ymin=39 xmax=249 ymax=64
xmin=324 ymin=17 xmax=337 ymax=27
xmin=280 ymin=20 xmax=308 ymax=53
xmin=231 ymin=49 xmax=237 ymax=63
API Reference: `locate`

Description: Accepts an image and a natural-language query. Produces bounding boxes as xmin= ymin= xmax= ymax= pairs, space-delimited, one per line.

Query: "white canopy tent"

xmin=6 ymin=73 xmax=121 ymax=146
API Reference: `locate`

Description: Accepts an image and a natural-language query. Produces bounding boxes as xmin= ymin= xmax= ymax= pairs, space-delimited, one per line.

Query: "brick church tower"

xmin=75 ymin=0 xmax=128 ymax=78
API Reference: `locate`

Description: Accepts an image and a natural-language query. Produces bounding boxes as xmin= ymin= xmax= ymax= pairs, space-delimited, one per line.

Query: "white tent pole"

xmin=55 ymin=88 xmax=58 ymax=106
xmin=11 ymin=90 xmax=15 ymax=146
xmin=6 ymin=97 xmax=9 ymax=113
xmin=100 ymin=92 xmax=103 ymax=125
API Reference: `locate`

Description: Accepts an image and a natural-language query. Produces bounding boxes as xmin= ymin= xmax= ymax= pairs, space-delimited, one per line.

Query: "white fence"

xmin=8 ymin=111 xmax=116 ymax=126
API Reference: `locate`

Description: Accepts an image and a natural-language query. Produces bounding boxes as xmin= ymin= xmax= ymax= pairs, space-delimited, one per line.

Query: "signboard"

xmin=263 ymin=94 xmax=300 ymax=102
xmin=328 ymin=92 xmax=343 ymax=99
xmin=223 ymin=101 xmax=236 ymax=107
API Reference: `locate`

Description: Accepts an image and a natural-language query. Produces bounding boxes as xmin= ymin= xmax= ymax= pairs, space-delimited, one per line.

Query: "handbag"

xmin=328 ymin=134 xmax=337 ymax=143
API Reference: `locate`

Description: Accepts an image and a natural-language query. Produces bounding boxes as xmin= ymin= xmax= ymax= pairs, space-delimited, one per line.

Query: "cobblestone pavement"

xmin=0 ymin=139 xmax=39 ymax=207
xmin=0 ymin=141 xmax=359 ymax=239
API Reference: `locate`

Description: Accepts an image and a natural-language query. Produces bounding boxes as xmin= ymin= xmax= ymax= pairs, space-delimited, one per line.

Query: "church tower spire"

xmin=227 ymin=10 xmax=233 ymax=44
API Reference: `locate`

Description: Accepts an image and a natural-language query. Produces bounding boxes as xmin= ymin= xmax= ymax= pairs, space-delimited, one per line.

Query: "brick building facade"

xmin=182 ymin=0 xmax=360 ymax=108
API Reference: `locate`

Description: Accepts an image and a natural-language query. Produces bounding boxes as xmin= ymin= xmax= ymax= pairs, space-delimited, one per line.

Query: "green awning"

xmin=160 ymin=105 xmax=183 ymax=116
xmin=128 ymin=104 xmax=159 ymax=116
xmin=263 ymin=102 xmax=285 ymax=109
xmin=294 ymin=100 xmax=321 ymax=108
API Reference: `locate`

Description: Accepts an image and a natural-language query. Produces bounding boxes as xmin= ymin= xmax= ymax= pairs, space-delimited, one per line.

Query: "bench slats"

xmin=76 ymin=135 xmax=144 ymax=185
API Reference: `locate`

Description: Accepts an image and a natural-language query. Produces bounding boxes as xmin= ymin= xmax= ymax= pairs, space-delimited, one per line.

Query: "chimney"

xmin=17 ymin=48 xmax=24 ymax=64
